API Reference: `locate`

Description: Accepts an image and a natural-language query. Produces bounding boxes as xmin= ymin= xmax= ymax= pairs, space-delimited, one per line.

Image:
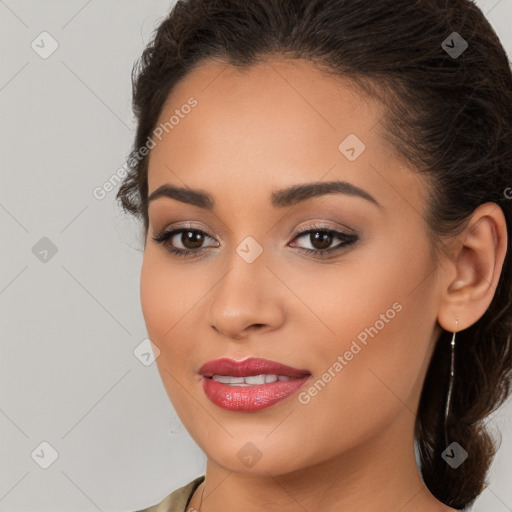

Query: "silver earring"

xmin=444 ymin=318 xmax=458 ymax=447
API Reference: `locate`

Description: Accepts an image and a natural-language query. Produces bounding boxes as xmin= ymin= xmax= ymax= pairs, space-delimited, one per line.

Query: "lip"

xmin=199 ymin=357 xmax=311 ymax=412
xmin=199 ymin=357 xmax=311 ymax=378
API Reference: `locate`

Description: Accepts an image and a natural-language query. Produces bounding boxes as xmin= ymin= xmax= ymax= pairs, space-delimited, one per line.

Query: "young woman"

xmin=116 ymin=0 xmax=512 ymax=510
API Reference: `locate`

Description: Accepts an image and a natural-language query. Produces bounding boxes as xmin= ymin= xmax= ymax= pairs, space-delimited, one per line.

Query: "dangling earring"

xmin=444 ymin=318 xmax=458 ymax=447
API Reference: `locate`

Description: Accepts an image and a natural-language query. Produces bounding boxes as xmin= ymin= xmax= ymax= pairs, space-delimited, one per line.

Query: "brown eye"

xmin=152 ymin=223 xmax=358 ymax=259
xmin=309 ymin=231 xmax=333 ymax=250
xmin=152 ymin=227 xmax=218 ymax=257
xmin=180 ymin=230 xmax=205 ymax=249
xmin=289 ymin=224 xmax=359 ymax=257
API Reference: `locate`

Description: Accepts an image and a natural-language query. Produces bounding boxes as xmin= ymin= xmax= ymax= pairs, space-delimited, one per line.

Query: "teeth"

xmin=245 ymin=374 xmax=270 ymax=385
xmin=212 ymin=375 xmax=245 ymax=384
xmin=211 ymin=374 xmax=295 ymax=385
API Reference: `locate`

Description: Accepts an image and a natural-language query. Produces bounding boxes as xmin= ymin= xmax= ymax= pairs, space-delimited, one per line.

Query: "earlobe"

xmin=437 ymin=202 xmax=508 ymax=332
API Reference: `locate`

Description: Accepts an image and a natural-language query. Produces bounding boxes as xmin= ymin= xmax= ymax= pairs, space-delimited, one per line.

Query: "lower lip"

xmin=201 ymin=375 xmax=310 ymax=412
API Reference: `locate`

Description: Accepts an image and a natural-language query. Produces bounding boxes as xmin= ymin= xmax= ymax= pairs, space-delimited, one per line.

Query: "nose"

xmin=212 ymin=322 xmax=266 ymax=340
xmin=206 ymin=256 xmax=285 ymax=340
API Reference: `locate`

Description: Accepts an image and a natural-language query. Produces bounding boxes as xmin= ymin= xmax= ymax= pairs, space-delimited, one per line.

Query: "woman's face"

xmin=141 ymin=58 xmax=445 ymax=474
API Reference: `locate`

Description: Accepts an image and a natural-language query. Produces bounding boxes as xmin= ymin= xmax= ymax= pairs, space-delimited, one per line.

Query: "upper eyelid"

xmin=294 ymin=223 xmax=354 ymax=235
xmin=160 ymin=220 xmax=354 ymax=233
xmin=162 ymin=223 xmax=355 ymax=244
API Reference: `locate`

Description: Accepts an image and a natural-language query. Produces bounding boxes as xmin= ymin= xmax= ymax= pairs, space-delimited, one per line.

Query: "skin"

xmin=140 ymin=58 xmax=508 ymax=512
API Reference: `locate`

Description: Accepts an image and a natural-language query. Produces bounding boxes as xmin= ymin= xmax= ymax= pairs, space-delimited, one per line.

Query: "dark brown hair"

xmin=116 ymin=0 xmax=512 ymax=509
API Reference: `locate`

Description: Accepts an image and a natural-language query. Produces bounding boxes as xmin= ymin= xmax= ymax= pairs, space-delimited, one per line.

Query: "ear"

xmin=437 ymin=202 xmax=508 ymax=332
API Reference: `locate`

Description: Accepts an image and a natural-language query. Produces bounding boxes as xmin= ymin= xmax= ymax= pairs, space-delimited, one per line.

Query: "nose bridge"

xmin=206 ymin=239 xmax=284 ymax=338
xmin=213 ymin=239 xmax=269 ymax=310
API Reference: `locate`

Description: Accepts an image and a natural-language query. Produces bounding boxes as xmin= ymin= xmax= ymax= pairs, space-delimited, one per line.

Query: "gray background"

xmin=0 ymin=1 xmax=511 ymax=511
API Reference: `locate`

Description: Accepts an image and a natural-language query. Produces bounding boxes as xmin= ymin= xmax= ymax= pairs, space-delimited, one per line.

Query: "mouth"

xmin=198 ymin=357 xmax=311 ymax=412
xmin=208 ymin=374 xmax=301 ymax=385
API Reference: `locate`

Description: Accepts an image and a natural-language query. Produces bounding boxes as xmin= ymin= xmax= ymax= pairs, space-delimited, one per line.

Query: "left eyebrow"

xmin=147 ymin=180 xmax=383 ymax=210
xmin=271 ymin=180 xmax=383 ymax=209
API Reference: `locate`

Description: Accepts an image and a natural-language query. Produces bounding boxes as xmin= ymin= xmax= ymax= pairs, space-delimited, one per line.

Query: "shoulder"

xmin=134 ymin=475 xmax=205 ymax=512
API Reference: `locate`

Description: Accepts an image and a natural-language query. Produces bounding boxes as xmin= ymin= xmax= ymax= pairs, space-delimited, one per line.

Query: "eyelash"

xmin=152 ymin=222 xmax=359 ymax=259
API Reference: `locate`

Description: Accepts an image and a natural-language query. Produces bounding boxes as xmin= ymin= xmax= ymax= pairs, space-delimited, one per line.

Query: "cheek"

xmin=140 ymin=255 xmax=171 ymax=345
xmin=140 ymin=250 xmax=204 ymax=344
xmin=296 ymin=235 xmax=437 ymax=432
xmin=139 ymin=251 xmax=202 ymax=391
xmin=298 ymin=307 xmax=433 ymax=466
xmin=140 ymin=252 xmax=203 ymax=412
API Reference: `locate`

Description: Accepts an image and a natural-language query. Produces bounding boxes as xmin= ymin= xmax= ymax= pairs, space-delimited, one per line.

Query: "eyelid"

xmin=157 ymin=220 xmax=356 ymax=243
xmin=289 ymin=222 xmax=358 ymax=248
xmin=152 ymin=219 xmax=360 ymax=259
xmin=289 ymin=219 xmax=359 ymax=241
xmin=156 ymin=221 xmax=220 ymax=241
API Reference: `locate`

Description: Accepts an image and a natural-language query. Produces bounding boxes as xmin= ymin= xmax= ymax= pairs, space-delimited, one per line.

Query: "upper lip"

xmin=199 ymin=357 xmax=311 ymax=378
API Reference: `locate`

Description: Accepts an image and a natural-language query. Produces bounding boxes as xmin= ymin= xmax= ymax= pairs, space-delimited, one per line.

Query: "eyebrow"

xmin=147 ymin=180 xmax=383 ymax=210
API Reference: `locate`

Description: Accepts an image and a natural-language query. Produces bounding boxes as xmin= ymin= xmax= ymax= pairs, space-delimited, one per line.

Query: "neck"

xmin=190 ymin=408 xmax=455 ymax=512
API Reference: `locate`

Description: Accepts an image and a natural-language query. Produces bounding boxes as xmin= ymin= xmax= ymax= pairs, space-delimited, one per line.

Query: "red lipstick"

xmin=199 ymin=357 xmax=311 ymax=412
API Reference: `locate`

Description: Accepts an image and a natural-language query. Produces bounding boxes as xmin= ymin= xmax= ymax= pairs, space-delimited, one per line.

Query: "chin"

xmin=197 ymin=433 xmax=313 ymax=476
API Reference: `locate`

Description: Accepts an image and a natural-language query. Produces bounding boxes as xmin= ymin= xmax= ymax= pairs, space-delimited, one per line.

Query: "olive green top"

xmin=135 ymin=476 xmax=205 ymax=512
xmin=135 ymin=475 xmax=467 ymax=511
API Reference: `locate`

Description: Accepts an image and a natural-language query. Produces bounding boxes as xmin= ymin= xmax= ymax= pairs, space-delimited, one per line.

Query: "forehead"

xmin=151 ymin=57 xmax=384 ymax=157
xmin=146 ymin=58 xmax=426 ymax=214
